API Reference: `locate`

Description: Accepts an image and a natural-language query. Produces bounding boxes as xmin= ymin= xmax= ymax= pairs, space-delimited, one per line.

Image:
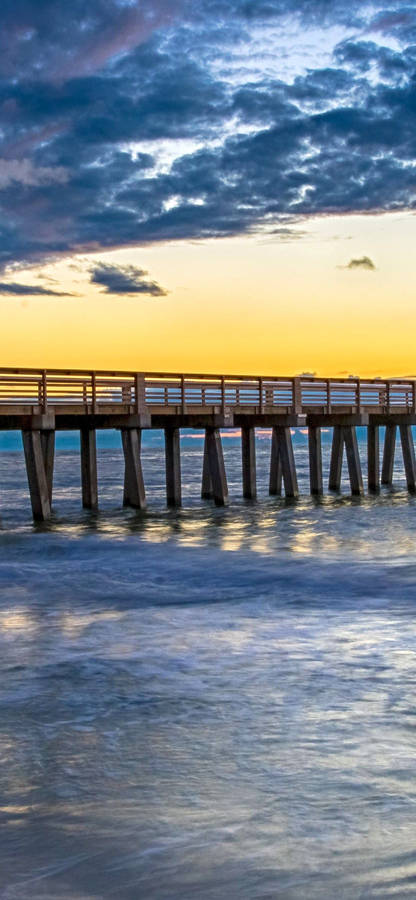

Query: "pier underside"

xmin=2 ymin=410 xmax=415 ymax=521
xmin=0 ymin=367 xmax=416 ymax=520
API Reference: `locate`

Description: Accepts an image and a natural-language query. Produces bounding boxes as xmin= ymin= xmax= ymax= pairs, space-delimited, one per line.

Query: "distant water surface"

xmin=1 ymin=429 xmax=416 ymax=899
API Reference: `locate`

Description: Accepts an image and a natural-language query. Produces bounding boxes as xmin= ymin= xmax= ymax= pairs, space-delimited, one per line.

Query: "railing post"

xmin=181 ymin=375 xmax=186 ymax=415
xmin=42 ymin=369 xmax=48 ymax=414
xmin=91 ymin=371 xmax=97 ymax=414
xmin=412 ymin=381 xmax=416 ymax=414
xmin=259 ymin=377 xmax=263 ymax=414
xmin=221 ymin=376 xmax=226 ymax=416
xmin=292 ymin=377 xmax=302 ymax=414
xmin=135 ymin=374 xmax=146 ymax=414
xmin=326 ymin=378 xmax=331 ymax=414
xmin=386 ymin=380 xmax=390 ymax=413
xmin=356 ymin=378 xmax=361 ymax=413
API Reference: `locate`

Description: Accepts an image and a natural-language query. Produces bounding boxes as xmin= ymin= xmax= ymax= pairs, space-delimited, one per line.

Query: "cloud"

xmin=90 ymin=263 xmax=168 ymax=296
xmin=0 ymin=281 xmax=73 ymax=296
xmin=0 ymin=0 xmax=183 ymax=81
xmin=0 ymin=159 xmax=68 ymax=189
xmin=0 ymin=1 xmax=415 ymax=271
xmin=342 ymin=256 xmax=376 ymax=270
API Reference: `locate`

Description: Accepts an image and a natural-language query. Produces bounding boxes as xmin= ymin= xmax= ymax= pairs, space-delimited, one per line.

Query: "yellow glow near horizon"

xmin=1 ymin=211 xmax=415 ymax=377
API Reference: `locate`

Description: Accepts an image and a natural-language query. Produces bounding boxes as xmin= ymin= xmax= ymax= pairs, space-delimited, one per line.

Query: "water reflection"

xmin=1 ymin=436 xmax=416 ymax=896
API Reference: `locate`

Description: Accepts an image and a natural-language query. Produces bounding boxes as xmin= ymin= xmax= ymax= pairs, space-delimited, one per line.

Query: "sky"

xmin=1 ymin=0 xmax=416 ymax=376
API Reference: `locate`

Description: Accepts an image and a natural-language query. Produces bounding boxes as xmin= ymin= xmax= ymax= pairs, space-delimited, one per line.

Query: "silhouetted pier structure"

xmin=1 ymin=368 xmax=416 ymax=520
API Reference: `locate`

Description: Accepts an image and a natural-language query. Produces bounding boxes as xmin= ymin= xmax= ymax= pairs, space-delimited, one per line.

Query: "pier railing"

xmin=0 ymin=368 xmax=415 ymax=414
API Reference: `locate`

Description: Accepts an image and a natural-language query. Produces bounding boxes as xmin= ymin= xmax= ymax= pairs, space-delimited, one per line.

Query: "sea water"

xmin=1 ymin=428 xmax=416 ymax=899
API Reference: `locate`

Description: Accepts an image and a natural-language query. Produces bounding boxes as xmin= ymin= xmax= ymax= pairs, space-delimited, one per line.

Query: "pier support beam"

xmin=308 ymin=425 xmax=323 ymax=495
xmin=80 ymin=427 xmax=98 ymax=509
xmin=329 ymin=425 xmax=344 ymax=491
xmin=121 ymin=427 xmax=146 ymax=509
xmin=40 ymin=429 xmax=55 ymax=505
xmin=278 ymin=426 xmax=299 ymax=498
xmin=367 ymin=425 xmax=380 ymax=492
xmin=164 ymin=427 xmax=182 ymax=506
xmin=201 ymin=432 xmax=213 ymax=499
xmin=241 ymin=426 xmax=256 ymax=499
xmin=382 ymin=424 xmax=396 ymax=485
xmin=269 ymin=427 xmax=283 ymax=496
xmin=329 ymin=425 xmax=363 ymax=495
xmin=204 ymin=427 xmax=228 ymax=506
xmin=22 ymin=429 xmax=52 ymax=521
xmin=344 ymin=426 xmax=364 ymax=496
xmin=400 ymin=425 xmax=416 ymax=492
xmin=270 ymin=426 xmax=298 ymax=498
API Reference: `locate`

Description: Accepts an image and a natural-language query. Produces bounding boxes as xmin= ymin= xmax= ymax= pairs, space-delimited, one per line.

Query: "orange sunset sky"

xmin=2 ymin=211 xmax=414 ymax=377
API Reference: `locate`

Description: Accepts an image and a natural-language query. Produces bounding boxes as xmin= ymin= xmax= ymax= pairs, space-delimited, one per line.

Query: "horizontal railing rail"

xmin=0 ymin=368 xmax=415 ymax=414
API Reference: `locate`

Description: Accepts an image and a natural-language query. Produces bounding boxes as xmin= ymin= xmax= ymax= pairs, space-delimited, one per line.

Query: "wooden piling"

xmin=165 ymin=427 xmax=182 ymax=506
xmin=367 ymin=424 xmax=380 ymax=492
xmin=308 ymin=425 xmax=323 ymax=495
xmin=399 ymin=424 xmax=416 ymax=492
xmin=382 ymin=424 xmax=396 ymax=485
xmin=274 ymin=426 xmax=299 ymax=498
xmin=121 ymin=427 xmax=146 ymax=509
xmin=80 ymin=427 xmax=98 ymax=509
xmin=329 ymin=425 xmax=343 ymax=491
xmin=201 ymin=431 xmax=213 ymax=499
xmin=269 ymin=426 xmax=283 ymax=496
xmin=205 ymin=427 xmax=228 ymax=506
xmin=241 ymin=425 xmax=256 ymax=499
xmin=343 ymin=425 xmax=364 ymax=495
xmin=22 ymin=429 xmax=52 ymax=521
xmin=41 ymin=429 xmax=55 ymax=505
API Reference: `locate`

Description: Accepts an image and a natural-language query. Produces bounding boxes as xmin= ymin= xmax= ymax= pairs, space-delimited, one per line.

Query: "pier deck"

xmin=1 ymin=368 xmax=416 ymax=519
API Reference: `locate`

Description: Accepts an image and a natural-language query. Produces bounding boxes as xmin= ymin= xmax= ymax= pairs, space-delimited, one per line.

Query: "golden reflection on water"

xmin=221 ymin=534 xmax=244 ymax=552
xmin=27 ymin=472 xmax=416 ymax=564
xmin=60 ymin=610 xmax=123 ymax=637
xmin=290 ymin=527 xmax=320 ymax=555
xmin=0 ymin=609 xmax=37 ymax=633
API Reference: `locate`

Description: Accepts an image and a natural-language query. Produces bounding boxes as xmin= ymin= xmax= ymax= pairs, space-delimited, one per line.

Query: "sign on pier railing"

xmin=0 ymin=368 xmax=415 ymax=413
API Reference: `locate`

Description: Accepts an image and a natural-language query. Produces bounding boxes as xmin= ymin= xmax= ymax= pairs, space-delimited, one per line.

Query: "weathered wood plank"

xmin=41 ymin=429 xmax=55 ymax=505
xmin=269 ymin=426 xmax=283 ymax=496
xmin=165 ymin=426 xmax=182 ymax=506
xmin=382 ymin=423 xmax=396 ymax=485
xmin=367 ymin=424 xmax=379 ymax=492
xmin=80 ymin=427 xmax=98 ymax=509
xmin=201 ymin=431 xmax=213 ymax=499
xmin=22 ymin=429 xmax=51 ymax=521
xmin=241 ymin=425 xmax=256 ymax=499
xmin=205 ymin=427 xmax=228 ymax=506
xmin=343 ymin=425 xmax=364 ymax=495
xmin=308 ymin=425 xmax=323 ymax=495
xmin=121 ymin=427 xmax=146 ymax=509
xmin=399 ymin=424 xmax=416 ymax=492
xmin=329 ymin=425 xmax=344 ymax=491
xmin=274 ymin=426 xmax=299 ymax=498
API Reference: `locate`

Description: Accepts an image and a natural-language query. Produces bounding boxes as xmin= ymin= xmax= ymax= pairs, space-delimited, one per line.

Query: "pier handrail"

xmin=0 ymin=368 xmax=415 ymax=414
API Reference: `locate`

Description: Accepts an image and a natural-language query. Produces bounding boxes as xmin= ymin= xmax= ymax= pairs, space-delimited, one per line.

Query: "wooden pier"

xmin=1 ymin=368 xmax=416 ymax=520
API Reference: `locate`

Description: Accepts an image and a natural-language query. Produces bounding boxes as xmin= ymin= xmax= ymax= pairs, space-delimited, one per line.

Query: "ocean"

xmin=1 ymin=428 xmax=416 ymax=899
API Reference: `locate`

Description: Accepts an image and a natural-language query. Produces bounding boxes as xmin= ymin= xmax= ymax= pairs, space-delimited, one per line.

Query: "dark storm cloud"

xmin=90 ymin=263 xmax=167 ymax=296
xmin=0 ymin=281 xmax=73 ymax=295
xmin=0 ymin=0 xmax=183 ymax=80
xmin=342 ymin=256 xmax=376 ymax=270
xmin=0 ymin=0 xmax=416 ymax=271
